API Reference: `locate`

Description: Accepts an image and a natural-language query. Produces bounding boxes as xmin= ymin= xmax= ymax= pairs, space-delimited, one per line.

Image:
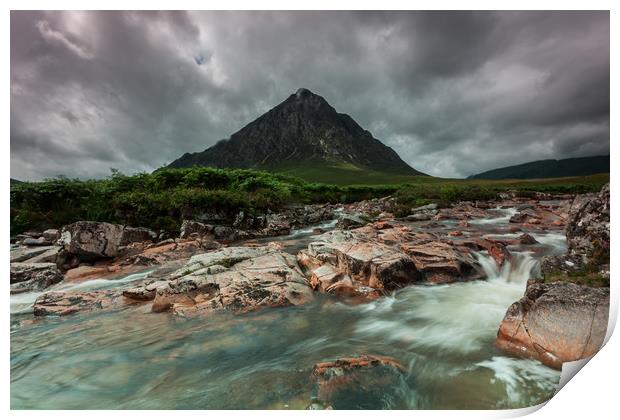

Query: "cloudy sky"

xmin=11 ymin=11 xmax=609 ymax=180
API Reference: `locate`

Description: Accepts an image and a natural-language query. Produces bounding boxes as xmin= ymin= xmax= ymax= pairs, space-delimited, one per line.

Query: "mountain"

xmin=168 ymin=88 xmax=424 ymax=178
xmin=468 ymin=155 xmax=610 ymax=180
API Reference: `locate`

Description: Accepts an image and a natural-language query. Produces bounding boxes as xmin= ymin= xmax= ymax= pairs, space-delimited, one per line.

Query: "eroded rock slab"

xmin=126 ymin=246 xmax=314 ymax=316
xmin=10 ymin=263 xmax=63 ymax=293
xmin=10 ymin=245 xmax=58 ymax=263
xmin=33 ymin=291 xmax=127 ymax=316
xmin=496 ymin=281 xmax=609 ymax=369
xmin=298 ymin=226 xmax=482 ymax=295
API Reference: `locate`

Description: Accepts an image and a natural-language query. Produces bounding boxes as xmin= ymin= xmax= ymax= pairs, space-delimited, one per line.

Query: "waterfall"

xmin=475 ymin=251 xmax=539 ymax=285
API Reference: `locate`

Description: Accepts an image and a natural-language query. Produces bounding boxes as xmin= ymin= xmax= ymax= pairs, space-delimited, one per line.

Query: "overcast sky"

xmin=11 ymin=11 xmax=609 ymax=180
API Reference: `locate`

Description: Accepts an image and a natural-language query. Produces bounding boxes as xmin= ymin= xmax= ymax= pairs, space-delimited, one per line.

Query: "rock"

xmin=63 ymin=265 xmax=114 ymax=283
xmin=23 ymin=230 xmax=43 ymax=238
xmin=372 ymin=221 xmax=393 ymax=230
xmin=509 ymin=212 xmax=528 ymax=223
xmin=346 ymin=197 xmax=396 ymax=215
xmin=467 ymin=239 xmax=511 ymax=268
xmin=33 ymin=290 xmax=126 ymax=316
xmin=58 ymin=221 xmax=124 ymax=261
xmin=119 ymin=226 xmax=157 ymax=246
xmin=377 ymin=212 xmax=394 ymax=220
xmin=401 ymin=240 xmax=479 ymax=284
xmin=299 ymin=230 xmax=421 ymax=294
xmin=129 ymin=238 xmax=220 ymax=267
xmin=436 ymin=203 xmax=488 ymax=220
xmin=565 ymin=183 xmax=609 ymax=259
xmin=22 ymin=237 xmax=52 ymax=246
xmin=404 ymin=212 xmax=433 ymax=221
xmin=404 ymin=203 xmax=439 ymax=221
xmin=300 ymin=226 xmax=483 ymax=290
xmin=412 ymin=203 xmax=438 ymax=212
xmin=42 ymin=229 xmax=60 ymax=242
xmin=213 ymin=225 xmax=236 ymax=241
xmin=260 ymin=213 xmax=291 ymax=236
xmin=22 ymin=246 xmax=62 ymax=264
xmin=10 ymin=263 xmax=63 ymax=293
xmin=311 ymin=355 xmax=408 ymax=410
xmin=336 ymin=213 xmax=367 ymax=229
xmin=518 ymin=233 xmax=538 ymax=245
xmin=123 ymin=280 xmax=169 ymax=301
xmin=180 ymin=220 xmax=214 ymax=239
xmin=447 ymin=230 xmax=462 ymax=237
xmin=539 ymin=184 xmax=610 ymax=282
xmin=496 ymin=282 xmax=609 ymax=369
xmin=540 ymin=254 xmax=586 ymax=277
xmin=129 ymin=246 xmax=314 ymax=316
xmin=10 ymin=245 xmax=58 ymax=263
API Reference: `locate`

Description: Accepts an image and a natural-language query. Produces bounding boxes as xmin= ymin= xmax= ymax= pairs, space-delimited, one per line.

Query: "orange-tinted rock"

xmin=33 ymin=290 xmax=129 ymax=316
xmin=496 ymin=282 xmax=609 ymax=369
xmin=311 ymin=355 xmax=408 ymax=410
xmin=470 ymin=239 xmax=511 ymax=268
xmin=299 ymin=230 xmax=421 ymax=292
xmin=63 ymin=265 xmax=115 ymax=283
xmin=373 ymin=220 xmax=393 ymax=230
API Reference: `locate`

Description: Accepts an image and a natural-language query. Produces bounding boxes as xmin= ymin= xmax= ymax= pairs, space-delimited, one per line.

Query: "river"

xmin=10 ymin=208 xmax=565 ymax=409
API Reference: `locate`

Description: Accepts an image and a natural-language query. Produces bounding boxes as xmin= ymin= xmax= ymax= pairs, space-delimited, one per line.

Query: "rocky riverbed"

xmin=10 ymin=185 xmax=610 ymax=409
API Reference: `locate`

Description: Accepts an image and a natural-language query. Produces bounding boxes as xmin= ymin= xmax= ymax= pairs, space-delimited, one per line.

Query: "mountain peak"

xmin=168 ymin=90 xmax=424 ymax=177
xmin=295 ymin=87 xmax=313 ymax=98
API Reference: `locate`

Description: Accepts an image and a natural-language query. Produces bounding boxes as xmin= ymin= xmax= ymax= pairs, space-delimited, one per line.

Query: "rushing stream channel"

xmin=10 ymin=209 xmax=565 ymax=409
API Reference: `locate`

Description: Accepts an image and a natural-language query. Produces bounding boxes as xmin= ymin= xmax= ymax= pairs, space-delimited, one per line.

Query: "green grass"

xmin=10 ymin=167 xmax=609 ymax=236
xmin=277 ymin=162 xmax=429 ymax=185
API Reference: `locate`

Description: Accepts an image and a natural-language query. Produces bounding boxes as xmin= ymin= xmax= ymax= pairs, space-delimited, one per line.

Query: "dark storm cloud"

xmin=10 ymin=10 xmax=609 ymax=180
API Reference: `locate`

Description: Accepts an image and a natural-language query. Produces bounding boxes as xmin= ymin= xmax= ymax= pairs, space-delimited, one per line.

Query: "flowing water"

xmin=10 ymin=211 xmax=565 ymax=409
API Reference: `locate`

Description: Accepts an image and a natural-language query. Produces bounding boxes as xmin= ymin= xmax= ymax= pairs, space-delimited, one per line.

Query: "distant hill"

xmin=468 ymin=155 xmax=610 ymax=180
xmin=10 ymin=178 xmax=23 ymax=185
xmin=168 ymin=88 xmax=425 ymax=179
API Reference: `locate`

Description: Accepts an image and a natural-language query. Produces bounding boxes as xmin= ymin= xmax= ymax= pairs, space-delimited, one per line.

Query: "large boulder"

xmin=58 ymin=221 xmax=124 ymax=261
xmin=565 ymin=183 xmax=609 ymax=259
xmin=540 ymin=183 xmax=610 ymax=283
xmin=126 ymin=246 xmax=314 ymax=316
xmin=10 ymin=262 xmax=63 ymax=293
xmin=496 ymin=282 xmax=609 ymax=369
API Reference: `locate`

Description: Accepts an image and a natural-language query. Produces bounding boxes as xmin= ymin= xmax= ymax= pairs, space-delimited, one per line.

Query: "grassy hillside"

xmin=277 ymin=163 xmax=431 ymax=185
xmin=10 ymin=167 xmax=608 ymax=236
xmin=469 ymin=155 xmax=609 ymax=180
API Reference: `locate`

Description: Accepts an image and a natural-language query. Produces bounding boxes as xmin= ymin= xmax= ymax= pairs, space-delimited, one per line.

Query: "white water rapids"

xmin=10 ymin=212 xmax=566 ymax=409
